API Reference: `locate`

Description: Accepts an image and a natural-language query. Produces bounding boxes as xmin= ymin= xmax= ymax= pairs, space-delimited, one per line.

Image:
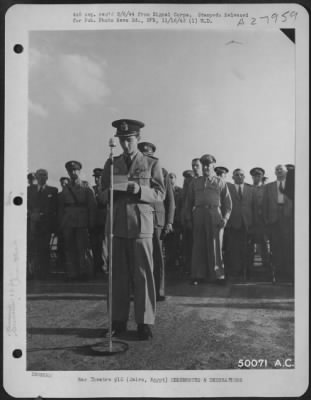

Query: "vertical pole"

xmin=108 ymin=142 xmax=114 ymax=352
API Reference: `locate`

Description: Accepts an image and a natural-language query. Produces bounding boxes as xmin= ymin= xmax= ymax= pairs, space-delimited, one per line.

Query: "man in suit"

xmin=138 ymin=142 xmax=175 ymax=301
xmin=263 ymin=164 xmax=294 ymax=282
xmin=249 ymin=167 xmax=269 ymax=268
xmin=27 ymin=169 xmax=58 ymax=279
xmin=184 ymin=154 xmax=232 ymax=285
xmin=90 ymin=168 xmax=108 ymax=278
xmin=100 ymin=119 xmax=165 ymax=340
xmin=58 ymin=161 xmax=96 ymax=282
xmin=225 ymin=168 xmax=254 ymax=280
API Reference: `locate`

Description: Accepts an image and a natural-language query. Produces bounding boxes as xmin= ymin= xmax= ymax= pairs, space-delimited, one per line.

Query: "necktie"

xmin=238 ymin=185 xmax=243 ymax=199
xmin=125 ymin=155 xmax=132 ymax=170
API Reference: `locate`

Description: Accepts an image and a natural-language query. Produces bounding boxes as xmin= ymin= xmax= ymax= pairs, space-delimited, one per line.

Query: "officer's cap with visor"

xmin=200 ymin=154 xmax=216 ymax=165
xmin=112 ymin=119 xmax=145 ymax=138
xmin=65 ymin=161 xmax=82 ymax=171
xmin=138 ymin=142 xmax=156 ymax=155
xmin=215 ymin=166 xmax=229 ymax=175
xmin=182 ymin=170 xmax=194 ymax=178
xmin=92 ymin=168 xmax=103 ymax=177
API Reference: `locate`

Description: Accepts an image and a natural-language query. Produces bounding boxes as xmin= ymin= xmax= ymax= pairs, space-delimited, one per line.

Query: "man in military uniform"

xmin=215 ymin=166 xmax=229 ymax=181
xmin=249 ymin=167 xmax=269 ymax=269
xmin=180 ymin=170 xmax=194 ymax=274
xmin=137 ymin=142 xmax=175 ymax=301
xmin=225 ymin=168 xmax=254 ymax=280
xmin=184 ymin=155 xmax=232 ymax=285
xmin=58 ymin=161 xmax=96 ymax=282
xmin=100 ymin=119 xmax=165 ymax=340
xmin=165 ymin=172 xmax=183 ymax=270
xmin=90 ymin=168 xmax=108 ymax=277
xmin=57 ymin=177 xmax=71 ymax=270
xmin=27 ymin=169 xmax=58 ymax=279
xmin=191 ymin=158 xmax=202 ymax=178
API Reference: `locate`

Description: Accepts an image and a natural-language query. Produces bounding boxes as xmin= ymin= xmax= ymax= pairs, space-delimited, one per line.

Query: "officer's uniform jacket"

xmin=227 ymin=182 xmax=254 ymax=230
xmin=185 ymin=175 xmax=232 ymax=226
xmin=93 ymin=185 xmax=107 ymax=226
xmin=100 ymin=151 xmax=165 ymax=238
xmin=153 ymin=168 xmax=175 ymax=228
xmin=27 ymin=184 xmax=58 ymax=232
xmin=58 ymin=179 xmax=96 ymax=229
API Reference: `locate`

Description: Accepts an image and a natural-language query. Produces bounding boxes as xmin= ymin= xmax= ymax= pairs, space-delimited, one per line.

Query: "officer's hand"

xmin=218 ymin=218 xmax=226 ymax=228
xmin=165 ymin=223 xmax=173 ymax=233
xmin=127 ymin=182 xmax=140 ymax=194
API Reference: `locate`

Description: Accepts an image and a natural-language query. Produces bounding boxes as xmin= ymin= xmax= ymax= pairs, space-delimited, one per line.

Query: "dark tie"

xmin=238 ymin=185 xmax=243 ymax=200
xmin=125 ymin=155 xmax=132 ymax=170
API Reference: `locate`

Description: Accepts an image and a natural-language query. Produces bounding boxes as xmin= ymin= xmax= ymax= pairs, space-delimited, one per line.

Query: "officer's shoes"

xmin=111 ymin=321 xmax=127 ymax=336
xmin=137 ymin=324 xmax=153 ymax=340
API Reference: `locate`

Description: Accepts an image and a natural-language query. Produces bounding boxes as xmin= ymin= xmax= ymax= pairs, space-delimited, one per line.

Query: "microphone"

xmin=109 ymin=138 xmax=117 ymax=148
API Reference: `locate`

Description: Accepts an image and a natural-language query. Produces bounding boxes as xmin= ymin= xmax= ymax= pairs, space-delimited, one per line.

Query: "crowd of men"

xmin=27 ymin=119 xmax=294 ymax=340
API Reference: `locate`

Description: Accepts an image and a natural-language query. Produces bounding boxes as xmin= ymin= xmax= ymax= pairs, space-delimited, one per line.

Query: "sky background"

xmin=28 ymin=29 xmax=295 ymax=189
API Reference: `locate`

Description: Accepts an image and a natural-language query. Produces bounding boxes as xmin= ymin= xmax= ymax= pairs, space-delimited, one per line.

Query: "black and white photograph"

xmin=3 ymin=3 xmax=309 ymax=398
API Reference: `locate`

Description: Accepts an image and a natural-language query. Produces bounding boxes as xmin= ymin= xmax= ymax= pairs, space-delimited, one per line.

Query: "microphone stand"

xmin=91 ymin=138 xmax=128 ymax=355
xmin=108 ymin=138 xmax=115 ymax=352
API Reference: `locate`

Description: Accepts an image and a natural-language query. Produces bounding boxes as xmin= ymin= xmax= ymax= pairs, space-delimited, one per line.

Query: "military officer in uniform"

xmin=27 ymin=169 xmax=58 ymax=279
xmin=57 ymin=177 xmax=71 ymax=270
xmin=58 ymin=161 xmax=96 ymax=282
xmin=215 ymin=166 xmax=229 ymax=181
xmin=165 ymin=172 xmax=183 ymax=270
xmin=184 ymin=155 xmax=232 ymax=285
xmin=180 ymin=170 xmax=194 ymax=274
xmin=100 ymin=119 xmax=165 ymax=340
xmin=90 ymin=168 xmax=108 ymax=277
xmin=137 ymin=141 xmax=175 ymax=301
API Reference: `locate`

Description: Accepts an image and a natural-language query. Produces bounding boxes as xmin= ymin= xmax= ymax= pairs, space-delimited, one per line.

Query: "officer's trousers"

xmin=63 ymin=227 xmax=89 ymax=278
xmin=153 ymin=227 xmax=165 ymax=297
xmin=111 ymin=237 xmax=156 ymax=325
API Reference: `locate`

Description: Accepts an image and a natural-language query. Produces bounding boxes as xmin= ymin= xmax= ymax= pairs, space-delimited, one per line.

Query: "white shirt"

xmin=235 ymin=183 xmax=244 ymax=194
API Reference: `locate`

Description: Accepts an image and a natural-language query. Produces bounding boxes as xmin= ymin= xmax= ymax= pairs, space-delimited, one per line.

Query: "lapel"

xmin=273 ymin=181 xmax=278 ymax=202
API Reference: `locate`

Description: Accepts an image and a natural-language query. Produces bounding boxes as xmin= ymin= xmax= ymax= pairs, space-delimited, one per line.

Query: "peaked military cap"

xmin=182 ymin=170 xmax=194 ymax=178
xmin=200 ymin=154 xmax=216 ymax=165
xmin=250 ymin=167 xmax=265 ymax=176
xmin=138 ymin=142 xmax=156 ymax=155
xmin=215 ymin=166 xmax=229 ymax=175
xmin=27 ymin=172 xmax=36 ymax=180
xmin=65 ymin=160 xmax=82 ymax=171
xmin=285 ymin=164 xmax=295 ymax=170
xmin=60 ymin=177 xmax=70 ymax=183
xmin=112 ymin=119 xmax=145 ymax=137
xmin=92 ymin=168 xmax=103 ymax=177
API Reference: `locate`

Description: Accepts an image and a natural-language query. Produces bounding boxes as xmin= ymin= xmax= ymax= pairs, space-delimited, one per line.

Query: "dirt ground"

xmin=27 ymin=272 xmax=294 ymax=371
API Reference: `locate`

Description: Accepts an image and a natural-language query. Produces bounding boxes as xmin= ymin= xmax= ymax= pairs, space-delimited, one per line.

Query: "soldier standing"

xmin=58 ymin=161 xmax=96 ymax=282
xmin=100 ymin=119 xmax=165 ymax=340
xmin=185 ymin=155 xmax=232 ymax=285
xmin=90 ymin=168 xmax=108 ymax=277
xmin=180 ymin=170 xmax=194 ymax=274
xmin=27 ymin=169 xmax=58 ymax=279
xmin=165 ymin=172 xmax=183 ymax=270
xmin=137 ymin=142 xmax=175 ymax=301
xmin=215 ymin=166 xmax=229 ymax=181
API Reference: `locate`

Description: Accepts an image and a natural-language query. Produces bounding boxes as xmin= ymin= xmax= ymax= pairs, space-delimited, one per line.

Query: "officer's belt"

xmin=194 ymin=204 xmax=220 ymax=209
xmin=64 ymin=203 xmax=87 ymax=208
